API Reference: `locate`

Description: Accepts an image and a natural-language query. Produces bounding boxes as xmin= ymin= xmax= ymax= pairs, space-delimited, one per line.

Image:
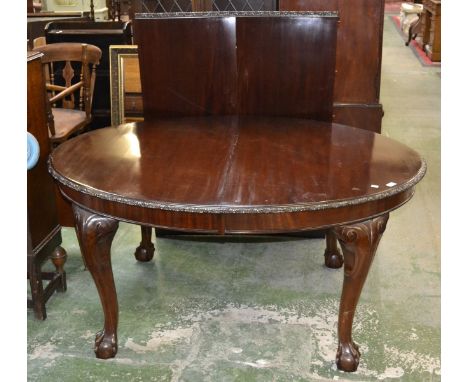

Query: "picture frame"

xmin=109 ymin=45 xmax=143 ymax=126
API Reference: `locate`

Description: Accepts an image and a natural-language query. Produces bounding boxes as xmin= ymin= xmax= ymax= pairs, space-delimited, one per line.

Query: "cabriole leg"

xmin=134 ymin=225 xmax=155 ymax=262
xmin=324 ymin=230 xmax=343 ymax=268
xmin=73 ymin=204 xmax=119 ymax=359
xmin=333 ymin=214 xmax=389 ymax=372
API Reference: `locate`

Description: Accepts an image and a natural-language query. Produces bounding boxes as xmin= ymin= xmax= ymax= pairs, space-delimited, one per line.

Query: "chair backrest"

xmin=32 ymin=36 xmax=46 ymax=49
xmin=32 ymin=43 xmax=102 ymax=136
xmin=134 ymin=11 xmax=338 ymax=121
xmin=32 ymin=43 xmax=102 ymax=109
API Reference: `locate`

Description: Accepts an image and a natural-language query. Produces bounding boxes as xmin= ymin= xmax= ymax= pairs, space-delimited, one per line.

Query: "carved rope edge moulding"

xmin=48 ymin=158 xmax=426 ymax=214
xmin=135 ymin=11 xmax=339 ymax=19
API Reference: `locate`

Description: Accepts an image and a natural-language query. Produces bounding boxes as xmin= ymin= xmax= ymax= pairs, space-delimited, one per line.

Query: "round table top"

xmin=50 ymin=116 xmax=426 ymax=214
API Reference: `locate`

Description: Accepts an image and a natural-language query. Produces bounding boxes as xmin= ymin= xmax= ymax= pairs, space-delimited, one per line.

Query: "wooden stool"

xmin=27 ymin=232 xmax=67 ymax=320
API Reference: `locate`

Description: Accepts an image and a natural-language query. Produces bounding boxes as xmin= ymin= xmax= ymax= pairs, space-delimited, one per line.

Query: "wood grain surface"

xmin=50 ymin=116 xmax=424 ymax=232
xmin=134 ymin=13 xmax=337 ymax=121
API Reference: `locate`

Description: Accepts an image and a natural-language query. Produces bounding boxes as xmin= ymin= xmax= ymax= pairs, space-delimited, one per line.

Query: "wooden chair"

xmin=32 ymin=36 xmax=46 ymax=48
xmin=32 ymin=43 xmax=102 ymax=145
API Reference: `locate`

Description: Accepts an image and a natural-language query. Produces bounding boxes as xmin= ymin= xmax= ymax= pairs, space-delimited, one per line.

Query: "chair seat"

xmin=50 ymin=108 xmax=89 ymax=141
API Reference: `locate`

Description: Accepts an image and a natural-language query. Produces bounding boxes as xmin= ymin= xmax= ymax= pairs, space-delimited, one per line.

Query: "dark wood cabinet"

xmin=421 ymin=0 xmax=441 ymax=62
xmin=45 ymin=21 xmax=133 ymax=129
xmin=27 ymin=52 xmax=67 ymax=320
xmin=280 ymin=0 xmax=385 ymax=133
xmin=27 ymin=14 xmax=89 ymax=49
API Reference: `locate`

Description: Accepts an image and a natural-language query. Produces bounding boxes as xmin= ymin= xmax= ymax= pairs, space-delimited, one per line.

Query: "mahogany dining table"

xmin=49 ymin=116 xmax=426 ymax=372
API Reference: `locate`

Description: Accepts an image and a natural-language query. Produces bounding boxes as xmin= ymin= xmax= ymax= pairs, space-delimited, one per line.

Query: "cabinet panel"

xmin=280 ymin=0 xmax=385 ymax=132
xmin=27 ymin=53 xmax=61 ymax=248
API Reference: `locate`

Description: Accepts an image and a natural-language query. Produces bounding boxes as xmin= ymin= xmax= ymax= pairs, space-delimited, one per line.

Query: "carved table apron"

xmin=49 ymin=116 xmax=426 ymax=372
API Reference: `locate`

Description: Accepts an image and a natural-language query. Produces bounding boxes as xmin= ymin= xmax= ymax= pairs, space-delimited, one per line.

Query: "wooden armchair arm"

xmin=49 ymin=81 xmax=84 ymax=104
xmin=46 ymin=83 xmax=67 ymax=92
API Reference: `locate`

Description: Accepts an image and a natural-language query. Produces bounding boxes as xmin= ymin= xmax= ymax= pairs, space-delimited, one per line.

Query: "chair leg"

xmin=406 ymin=16 xmax=421 ymax=46
xmin=406 ymin=24 xmax=416 ymax=46
xmin=406 ymin=28 xmax=413 ymax=46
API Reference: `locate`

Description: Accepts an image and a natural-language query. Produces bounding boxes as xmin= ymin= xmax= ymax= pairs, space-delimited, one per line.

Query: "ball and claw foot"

xmin=324 ymin=248 xmax=344 ymax=269
xmin=336 ymin=341 xmax=361 ymax=372
xmin=134 ymin=242 xmax=155 ymax=262
xmin=94 ymin=330 xmax=117 ymax=359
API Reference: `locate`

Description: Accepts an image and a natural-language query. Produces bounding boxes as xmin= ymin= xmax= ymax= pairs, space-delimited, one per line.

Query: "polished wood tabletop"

xmin=49 ymin=116 xmax=425 ymax=372
xmin=50 ymin=116 xmax=425 ymax=232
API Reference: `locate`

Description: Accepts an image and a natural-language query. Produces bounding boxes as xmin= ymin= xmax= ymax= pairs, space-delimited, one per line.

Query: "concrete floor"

xmin=27 ymin=16 xmax=441 ymax=381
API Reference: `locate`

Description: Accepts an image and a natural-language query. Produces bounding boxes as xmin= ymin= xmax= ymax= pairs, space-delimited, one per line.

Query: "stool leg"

xmin=29 ymin=259 xmax=47 ymax=320
xmin=51 ymin=246 xmax=67 ymax=292
xmin=333 ymin=213 xmax=389 ymax=372
xmin=134 ymin=225 xmax=155 ymax=262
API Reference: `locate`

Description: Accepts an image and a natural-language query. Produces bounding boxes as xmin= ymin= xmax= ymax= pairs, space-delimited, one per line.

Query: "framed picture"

xmin=109 ymin=45 xmax=143 ymax=126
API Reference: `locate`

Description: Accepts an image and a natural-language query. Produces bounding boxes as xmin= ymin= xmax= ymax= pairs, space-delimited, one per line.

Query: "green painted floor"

xmin=27 ymin=17 xmax=441 ymax=382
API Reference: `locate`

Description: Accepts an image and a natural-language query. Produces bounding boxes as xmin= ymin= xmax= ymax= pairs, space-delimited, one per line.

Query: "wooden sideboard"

xmin=27 ymin=14 xmax=89 ymax=50
xmin=421 ymin=0 xmax=441 ymax=62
